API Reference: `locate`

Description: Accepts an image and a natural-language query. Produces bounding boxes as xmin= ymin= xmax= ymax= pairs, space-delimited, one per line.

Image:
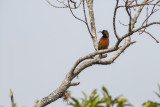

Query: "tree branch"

xmin=86 ymin=0 xmax=98 ymax=50
xmin=131 ymin=0 xmax=149 ymax=29
xmin=82 ymin=0 xmax=93 ymax=38
xmin=33 ymin=0 xmax=160 ymax=106
xmin=133 ymin=21 xmax=160 ymax=32
xmin=46 ymin=0 xmax=82 ymax=9
xmin=67 ymin=0 xmax=86 ymax=23
xmin=143 ymin=31 xmax=159 ymax=43
xmin=113 ymin=0 xmax=120 ymax=40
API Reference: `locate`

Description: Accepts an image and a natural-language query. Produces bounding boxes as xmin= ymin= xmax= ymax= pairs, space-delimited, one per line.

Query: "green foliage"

xmin=143 ymin=84 xmax=160 ymax=107
xmin=69 ymin=85 xmax=160 ymax=107
xmin=14 ymin=104 xmax=17 ymax=107
xmin=9 ymin=89 xmax=17 ymax=107
xmin=69 ymin=89 xmax=104 ymax=107
xmin=143 ymin=101 xmax=160 ymax=107
xmin=68 ymin=86 xmax=132 ymax=107
xmin=8 ymin=85 xmax=160 ymax=107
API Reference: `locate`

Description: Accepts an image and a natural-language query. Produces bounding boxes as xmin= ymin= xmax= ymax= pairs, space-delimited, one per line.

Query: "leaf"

xmin=102 ymin=86 xmax=109 ymax=97
xmin=91 ymin=89 xmax=97 ymax=97
xmin=82 ymin=92 xmax=87 ymax=101
xmin=143 ymin=100 xmax=160 ymax=107
xmin=154 ymin=92 xmax=160 ymax=98
xmin=97 ymin=100 xmax=105 ymax=104
xmin=91 ymin=95 xmax=100 ymax=107
xmin=102 ymin=86 xmax=112 ymax=102
xmin=9 ymin=89 xmax=13 ymax=98
xmin=14 ymin=104 xmax=17 ymax=107
xmin=117 ymin=98 xmax=127 ymax=103
xmin=70 ymin=97 xmax=80 ymax=105
xmin=112 ymin=95 xmax=122 ymax=104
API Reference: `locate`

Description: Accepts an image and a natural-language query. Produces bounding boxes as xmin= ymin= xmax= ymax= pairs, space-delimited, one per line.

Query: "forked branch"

xmin=33 ymin=0 xmax=160 ymax=106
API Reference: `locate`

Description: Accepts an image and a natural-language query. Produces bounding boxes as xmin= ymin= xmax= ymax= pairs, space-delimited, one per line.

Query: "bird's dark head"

xmin=99 ymin=30 xmax=109 ymax=38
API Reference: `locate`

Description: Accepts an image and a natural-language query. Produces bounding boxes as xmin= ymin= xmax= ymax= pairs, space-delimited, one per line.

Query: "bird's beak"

xmin=98 ymin=31 xmax=102 ymax=33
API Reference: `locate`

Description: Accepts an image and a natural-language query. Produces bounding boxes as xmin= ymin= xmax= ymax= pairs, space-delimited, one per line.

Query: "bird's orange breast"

xmin=98 ymin=37 xmax=109 ymax=50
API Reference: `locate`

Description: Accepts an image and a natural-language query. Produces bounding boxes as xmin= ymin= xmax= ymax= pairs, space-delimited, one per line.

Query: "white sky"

xmin=0 ymin=0 xmax=160 ymax=107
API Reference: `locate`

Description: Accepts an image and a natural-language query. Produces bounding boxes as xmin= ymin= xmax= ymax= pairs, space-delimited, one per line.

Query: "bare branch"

xmin=67 ymin=0 xmax=86 ymax=23
xmin=34 ymin=0 xmax=160 ymax=107
xmin=142 ymin=0 xmax=160 ymax=26
xmin=67 ymin=0 xmax=94 ymax=43
xmin=131 ymin=0 xmax=149 ymax=29
xmin=82 ymin=0 xmax=93 ymax=38
xmin=86 ymin=0 xmax=98 ymax=50
xmin=113 ymin=0 xmax=120 ymax=40
xmin=46 ymin=0 xmax=83 ymax=9
xmin=118 ymin=0 xmax=160 ymax=8
xmin=70 ymin=82 xmax=80 ymax=86
xmin=142 ymin=30 xmax=159 ymax=43
xmin=97 ymin=40 xmax=136 ymax=65
xmin=125 ymin=0 xmax=132 ymax=32
xmin=119 ymin=20 xmax=129 ymax=26
xmin=133 ymin=21 xmax=160 ymax=32
xmin=46 ymin=0 xmax=67 ymax=8
xmin=70 ymin=0 xmax=76 ymax=8
xmin=118 ymin=3 xmax=160 ymax=8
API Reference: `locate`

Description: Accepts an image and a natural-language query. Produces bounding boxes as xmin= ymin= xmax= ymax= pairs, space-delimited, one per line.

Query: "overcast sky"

xmin=0 ymin=0 xmax=160 ymax=107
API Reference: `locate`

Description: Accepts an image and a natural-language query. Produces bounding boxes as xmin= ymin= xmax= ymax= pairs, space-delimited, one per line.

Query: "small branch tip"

xmin=70 ymin=82 xmax=80 ymax=86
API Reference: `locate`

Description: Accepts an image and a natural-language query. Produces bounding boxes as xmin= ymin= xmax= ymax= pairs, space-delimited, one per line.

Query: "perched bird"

xmin=98 ymin=30 xmax=109 ymax=50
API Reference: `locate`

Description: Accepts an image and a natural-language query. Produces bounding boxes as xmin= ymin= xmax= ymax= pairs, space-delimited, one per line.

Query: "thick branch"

xmin=97 ymin=40 xmax=136 ymax=65
xmin=33 ymin=0 xmax=160 ymax=107
xmin=86 ymin=0 xmax=98 ymax=50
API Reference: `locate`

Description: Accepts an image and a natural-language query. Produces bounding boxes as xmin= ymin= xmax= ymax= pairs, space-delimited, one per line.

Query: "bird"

xmin=98 ymin=30 xmax=109 ymax=50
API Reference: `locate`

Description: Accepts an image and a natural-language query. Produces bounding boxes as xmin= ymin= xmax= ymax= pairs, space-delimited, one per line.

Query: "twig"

xmin=70 ymin=82 xmax=80 ymax=86
xmin=67 ymin=0 xmax=86 ymax=23
xmin=46 ymin=0 xmax=67 ymax=8
xmin=142 ymin=0 xmax=160 ymax=26
xmin=46 ymin=0 xmax=83 ymax=9
xmin=133 ymin=21 xmax=160 ymax=32
xmin=119 ymin=20 xmax=129 ymax=26
xmin=143 ymin=31 xmax=159 ymax=43
xmin=82 ymin=0 xmax=93 ymax=38
xmin=70 ymin=0 xmax=77 ymax=8
xmin=139 ymin=6 xmax=149 ymax=35
xmin=118 ymin=3 xmax=160 ymax=8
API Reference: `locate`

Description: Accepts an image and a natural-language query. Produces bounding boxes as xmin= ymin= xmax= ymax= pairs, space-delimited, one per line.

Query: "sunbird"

xmin=98 ymin=30 xmax=109 ymax=50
